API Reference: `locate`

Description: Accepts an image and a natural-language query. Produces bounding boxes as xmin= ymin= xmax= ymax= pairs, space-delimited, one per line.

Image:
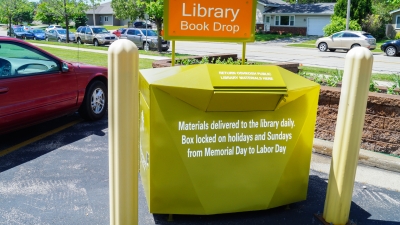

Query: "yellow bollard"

xmin=323 ymin=47 xmax=373 ymax=224
xmin=108 ymin=39 xmax=139 ymax=225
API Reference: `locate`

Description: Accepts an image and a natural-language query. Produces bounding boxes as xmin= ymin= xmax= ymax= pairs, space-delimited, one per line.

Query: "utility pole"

xmin=346 ymin=0 xmax=351 ymax=30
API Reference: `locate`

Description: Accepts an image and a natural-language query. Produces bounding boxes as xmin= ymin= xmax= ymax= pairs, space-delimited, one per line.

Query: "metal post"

xmin=108 ymin=39 xmax=139 ymax=225
xmin=172 ymin=40 xmax=176 ymax=66
xmin=323 ymin=47 xmax=373 ymax=225
xmin=346 ymin=0 xmax=351 ymax=30
xmin=242 ymin=42 xmax=246 ymax=65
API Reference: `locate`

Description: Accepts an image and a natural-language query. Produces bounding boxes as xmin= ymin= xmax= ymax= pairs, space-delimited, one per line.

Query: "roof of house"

xmin=86 ymin=1 xmax=113 ymax=15
xmin=264 ymin=3 xmax=335 ymax=14
xmin=390 ymin=8 xmax=400 ymax=14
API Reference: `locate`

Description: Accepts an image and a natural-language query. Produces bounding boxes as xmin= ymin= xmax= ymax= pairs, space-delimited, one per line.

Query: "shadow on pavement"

xmin=0 ymin=114 xmax=107 ymax=173
xmin=150 ymin=174 xmax=399 ymax=225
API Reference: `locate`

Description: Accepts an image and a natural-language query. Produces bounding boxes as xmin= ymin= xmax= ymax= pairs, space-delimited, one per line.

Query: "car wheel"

xmin=144 ymin=42 xmax=150 ymax=51
xmin=385 ymin=46 xmax=397 ymax=57
xmin=57 ymin=38 xmax=61 ymax=43
xmin=351 ymin=44 xmax=361 ymax=49
xmin=318 ymin=42 xmax=328 ymax=52
xmin=33 ymin=37 xmax=36 ymax=40
xmin=79 ymin=80 xmax=107 ymax=121
xmin=45 ymin=37 xmax=48 ymax=41
xmin=328 ymin=49 xmax=336 ymax=52
xmin=77 ymin=38 xmax=82 ymax=44
xmin=94 ymin=39 xmax=99 ymax=46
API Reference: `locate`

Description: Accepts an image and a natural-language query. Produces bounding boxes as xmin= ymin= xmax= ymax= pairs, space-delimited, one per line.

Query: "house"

xmin=256 ymin=0 xmax=335 ymax=36
xmin=386 ymin=8 xmax=400 ymax=39
xmin=85 ymin=1 xmax=129 ymax=26
xmin=86 ymin=0 xmax=334 ymax=36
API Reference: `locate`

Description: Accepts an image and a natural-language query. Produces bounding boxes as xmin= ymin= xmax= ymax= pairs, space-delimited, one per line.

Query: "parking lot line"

xmin=0 ymin=119 xmax=83 ymax=157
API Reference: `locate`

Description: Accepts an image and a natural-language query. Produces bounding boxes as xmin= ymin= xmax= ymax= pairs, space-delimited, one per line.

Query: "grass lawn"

xmin=26 ymin=40 xmax=190 ymax=57
xmin=255 ymin=33 xmax=301 ymax=42
xmin=39 ymin=46 xmax=154 ymax=69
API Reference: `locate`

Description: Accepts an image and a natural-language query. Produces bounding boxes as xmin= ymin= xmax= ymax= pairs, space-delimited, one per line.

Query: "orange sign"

xmin=164 ymin=0 xmax=256 ymax=42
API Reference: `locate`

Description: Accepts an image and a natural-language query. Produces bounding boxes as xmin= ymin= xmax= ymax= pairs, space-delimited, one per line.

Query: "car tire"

xmin=45 ymin=37 xmax=48 ymax=41
xmin=318 ymin=42 xmax=328 ymax=52
xmin=385 ymin=46 xmax=397 ymax=57
xmin=79 ymin=80 xmax=107 ymax=121
xmin=144 ymin=42 xmax=150 ymax=51
xmin=57 ymin=38 xmax=61 ymax=43
xmin=77 ymin=38 xmax=82 ymax=44
xmin=351 ymin=44 xmax=361 ymax=49
xmin=328 ymin=49 xmax=336 ymax=52
xmin=33 ymin=37 xmax=36 ymax=40
xmin=94 ymin=39 xmax=99 ymax=46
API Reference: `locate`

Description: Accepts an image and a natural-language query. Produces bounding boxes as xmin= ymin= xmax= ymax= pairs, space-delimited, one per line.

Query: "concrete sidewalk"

xmin=313 ymin=138 xmax=400 ymax=174
xmin=32 ymin=43 xmax=170 ymax=60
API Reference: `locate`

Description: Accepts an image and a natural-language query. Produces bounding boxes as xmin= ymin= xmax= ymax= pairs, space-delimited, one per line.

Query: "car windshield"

xmin=32 ymin=29 xmax=44 ymax=33
xmin=14 ymin=28 xmax=24 ymax=32
xmin=142 ymin=30 xmax=157 ymax=36
xmin=92 ymin=27 xmax=109 ymax=34
xmin=56 ymin=29 xmax=67 ymax=34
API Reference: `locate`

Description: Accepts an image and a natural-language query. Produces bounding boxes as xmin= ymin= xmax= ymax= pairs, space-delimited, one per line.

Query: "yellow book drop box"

xmin=139 ymin=64 xmax=320 ymax=215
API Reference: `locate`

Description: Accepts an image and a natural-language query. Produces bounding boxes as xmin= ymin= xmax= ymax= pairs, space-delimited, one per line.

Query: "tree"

xmin=39 ymin=0 xmax=89 ymax=43
xmin=111 ymin=0 xmax=144 ymax=22
xmin=333 ymin=0 xmax=373 ymax=24
xmin=323 ymin=15 xmax=361 ymax=35
xmin=35 ymin=1 xmax=63 ymax=25
xmin=87 ymin=0 xmax=102 ymax=26
xmin=136 ymin=0 xmax=164 ymax=52
xmin=0 ymin=0 xmax=30 ymax=32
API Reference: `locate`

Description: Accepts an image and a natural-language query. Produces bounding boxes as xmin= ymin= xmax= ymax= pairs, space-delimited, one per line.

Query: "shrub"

xmin=323 ymin=16 xmax=362 ymax=36
xmin=361 ymin=14 xmax=386 ymax=40
xmin=395 ymin=32 xmax=400 ymax=40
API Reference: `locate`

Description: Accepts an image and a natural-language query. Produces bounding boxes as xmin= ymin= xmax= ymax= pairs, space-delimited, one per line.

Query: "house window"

xmin=105 ymin=16 xmax=109 ymax=22
xmin=396 ymin=16 xmax=400 ymax=29
xmin=275 ymin=16 xmax=294 ymax=26
xmin=99 ymin=16 xmax=102 ymax=22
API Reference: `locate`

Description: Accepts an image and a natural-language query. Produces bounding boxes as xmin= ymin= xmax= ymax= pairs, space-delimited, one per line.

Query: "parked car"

xmin=46 ymin=29 xmax=75 ymax=42
xmin=45 ymin=25 xmax=62 ymax=32
xmin=75 ymin=26 xmax=117 ymax=46
xmin=22 ymin=25 xmax=32 ymax=31
xmin=133 ymin=21 xmax=152 ymax=29
xmin=7 ymin=27 xmax=35 ymax=40
xmin=112 ymin=28 xmax=126 ymax=38
xmin=119 ymin=28 xmax=169 ymax=51
xmin=380 ymin=39 xmax=400 ymax=56
xmin=0 ymin=37 xmax=108 ymax=134
xmin=316 ymin=31 xmax=376 ymax=52
xmin=29 ymin=29 xmax=46 ymax=40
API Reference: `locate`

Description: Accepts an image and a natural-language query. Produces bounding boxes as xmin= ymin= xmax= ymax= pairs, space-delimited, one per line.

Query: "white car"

xmin=45 ymin=25 xmax=62 ymax=32
xmin=316 ymin=31 xmax=376 ymax=52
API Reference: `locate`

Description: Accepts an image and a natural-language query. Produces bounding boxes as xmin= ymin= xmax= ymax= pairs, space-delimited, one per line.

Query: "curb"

xmin=313 ymin=138 xmax=400 ymax=173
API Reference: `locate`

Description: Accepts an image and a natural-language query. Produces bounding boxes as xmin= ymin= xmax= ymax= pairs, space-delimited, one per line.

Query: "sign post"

xmin=163 ymin=0 xmax=257 ymax=65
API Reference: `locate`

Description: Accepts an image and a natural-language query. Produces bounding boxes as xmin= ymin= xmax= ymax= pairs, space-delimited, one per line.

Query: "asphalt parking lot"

xmin=1 ymin=114 xmax=400 ymax=225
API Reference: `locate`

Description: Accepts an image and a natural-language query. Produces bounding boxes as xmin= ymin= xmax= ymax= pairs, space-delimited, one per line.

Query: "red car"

xmin=0 ymin=37 xmax=108 ymax=134
xmin=112 ymin=28 xmax=126 ymax=38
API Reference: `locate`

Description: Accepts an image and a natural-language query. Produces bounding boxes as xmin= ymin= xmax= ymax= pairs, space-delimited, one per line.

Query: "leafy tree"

xmin=0 ymin=0 xmax=30 ymax=32
xmin=323 ymin=16 xmax=361 ymax=35
xmin=35 ymin=1 xmax=63 ymax=25
xmin=111 ymin=0 xmax=144 ymax=22
xmin=333 ymin=0 xmax=373 ymax=24
xmin=74 ymin=12 xmax=87 ymax=28
xmin=39 ymin=0 xmax=89 ymax=43
xmin=13 ymin=2 xmax=35 ymax=24
xmin=136 ymin=0 xmax=164 ymax=52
